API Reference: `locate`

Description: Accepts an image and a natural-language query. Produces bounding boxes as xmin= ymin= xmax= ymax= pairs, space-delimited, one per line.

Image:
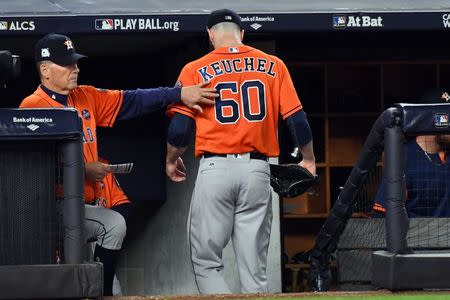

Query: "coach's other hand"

xmin=181 ymin=82 xmax=218 ymax=113
xmin=166 ymin=157 xmax=186 ymax=182
xmin=85 ymin=161 xmax=110 ymax=182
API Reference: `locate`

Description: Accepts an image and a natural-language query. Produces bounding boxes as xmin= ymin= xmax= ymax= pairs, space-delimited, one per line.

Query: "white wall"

xmin=116 ymin=145 xmax=281 ymax=295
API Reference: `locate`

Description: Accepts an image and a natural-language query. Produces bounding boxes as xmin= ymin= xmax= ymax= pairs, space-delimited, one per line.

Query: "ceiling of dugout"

xmin=1 ymin=0 xmax=450 ymax=14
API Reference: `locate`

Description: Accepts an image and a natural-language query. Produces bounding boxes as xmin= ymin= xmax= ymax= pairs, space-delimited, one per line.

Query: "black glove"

xmin=269 ymin=164 xmax=318 ymax=198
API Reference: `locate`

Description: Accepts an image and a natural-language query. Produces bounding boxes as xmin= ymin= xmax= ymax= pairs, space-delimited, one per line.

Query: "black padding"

xmin=338 ymin=250 xmax=373 ymax=282
xmin=384 ymin=125 xmax=409 ymax=254
xmin=0 ymin=263 xmax=103 ymax=299
xmin=0 ymin=144 xmax=57 ymax=265
xmin=398 ymin=103 xmax=450 ymax=135
xmin=373 ymin=250 xmax=450 ymax=290
xmin=60 ymin=138 xmax=85 ymax=264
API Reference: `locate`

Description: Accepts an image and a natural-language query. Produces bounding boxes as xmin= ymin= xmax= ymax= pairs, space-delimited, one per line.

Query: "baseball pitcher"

xmin=166 ymin=9 xmax=316 ymax=294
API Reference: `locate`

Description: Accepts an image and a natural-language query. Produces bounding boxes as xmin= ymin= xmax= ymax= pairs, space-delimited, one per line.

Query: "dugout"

xmin=1 ymin=0 xmax=450 ymax=295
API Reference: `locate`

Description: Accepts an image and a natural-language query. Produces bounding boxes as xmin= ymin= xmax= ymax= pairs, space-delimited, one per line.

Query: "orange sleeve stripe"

xmin=373 ymin=204 xmax=386 ymax=212
xmin=282 ymin=104 xmax=303 ymax=120
xmin=109 ymin=198 xmax=130 ymax=208
xmin=167 ymin=106 xmax=196 ymax=119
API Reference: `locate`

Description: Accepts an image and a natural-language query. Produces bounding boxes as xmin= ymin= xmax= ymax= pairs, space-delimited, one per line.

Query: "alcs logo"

xmin=443 ymin=14 xmax=450 ymax=28
xmin=0 ymin=21 xmax=35 ymax=31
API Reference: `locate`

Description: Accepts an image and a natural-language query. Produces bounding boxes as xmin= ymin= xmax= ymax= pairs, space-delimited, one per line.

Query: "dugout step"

xmin=372 ymin=250 xmax=450 ymax=290
xmin=0 ymin=263 xmax=103 ymax=299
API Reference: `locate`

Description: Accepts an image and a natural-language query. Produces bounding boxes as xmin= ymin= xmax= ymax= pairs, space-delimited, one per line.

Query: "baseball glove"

xmin=269 ymin=164 xmax=318 ymax=198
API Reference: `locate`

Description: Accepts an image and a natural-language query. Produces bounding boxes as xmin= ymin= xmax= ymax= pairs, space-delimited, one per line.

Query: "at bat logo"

xmin=333 ymin=15 xmax=383 ymax=28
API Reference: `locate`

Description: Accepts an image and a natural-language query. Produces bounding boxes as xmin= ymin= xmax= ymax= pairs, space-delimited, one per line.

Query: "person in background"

xmin=373 ymin=88 xmax=450 ymax=217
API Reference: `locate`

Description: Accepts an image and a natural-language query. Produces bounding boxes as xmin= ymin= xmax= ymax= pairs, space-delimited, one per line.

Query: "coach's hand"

xmin=166 ymin=157 xmax=186 ymax=182
xmin=180 ymin=82 xmax=218 ymax=113
xmin=85 ymin=161 xmax=110 ymax=182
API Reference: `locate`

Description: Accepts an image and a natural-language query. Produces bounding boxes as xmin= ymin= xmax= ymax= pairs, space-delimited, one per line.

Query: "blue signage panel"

xmin=0 ymin=12 xmax=449 ymax=35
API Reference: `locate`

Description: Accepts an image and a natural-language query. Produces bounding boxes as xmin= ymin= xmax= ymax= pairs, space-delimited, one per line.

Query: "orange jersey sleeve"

xmin=73 ymin=86 xmax=123 ymax=127
xmin=276 ymin=58 xmax=303 ymax=119
xmin=167 ymin=64 xmax=198 ymax=120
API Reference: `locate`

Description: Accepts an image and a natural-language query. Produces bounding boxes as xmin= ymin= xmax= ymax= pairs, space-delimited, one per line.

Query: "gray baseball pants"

xmin=188 ymin=153 xmax=273 ymax=294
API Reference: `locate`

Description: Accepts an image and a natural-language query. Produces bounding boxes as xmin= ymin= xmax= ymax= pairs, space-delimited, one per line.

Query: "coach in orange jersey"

xmin=20 ymin=33 xmax=218 ymax=296
xmin=166 ymin=9 xmax=316 ymax=294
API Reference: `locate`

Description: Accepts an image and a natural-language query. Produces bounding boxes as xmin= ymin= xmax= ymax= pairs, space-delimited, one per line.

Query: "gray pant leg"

xmin=85 ymin=204 xmax=127 ymax=251
xmin=188 ymin=157 xmax=235 ymax=294
xmin=233 ymin=159 xmax=272 ymax=293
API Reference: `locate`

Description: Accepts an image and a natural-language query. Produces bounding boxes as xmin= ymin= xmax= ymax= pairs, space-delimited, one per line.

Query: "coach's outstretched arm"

xmin=117 ymin=82 xmax=217 ymax=121
xmin=285 ymin=109 xmax=316 ymax=175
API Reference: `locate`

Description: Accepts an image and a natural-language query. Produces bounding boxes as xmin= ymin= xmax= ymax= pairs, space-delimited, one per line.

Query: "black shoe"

xmin=308 ymin=255 xmax=331 ymax=292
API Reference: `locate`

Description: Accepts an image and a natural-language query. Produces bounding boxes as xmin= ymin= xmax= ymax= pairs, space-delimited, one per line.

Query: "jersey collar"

xmin=211 ymin=45 xmax=254 ymax=55
xmin=40 ymin=84 xmax=69 ymax=106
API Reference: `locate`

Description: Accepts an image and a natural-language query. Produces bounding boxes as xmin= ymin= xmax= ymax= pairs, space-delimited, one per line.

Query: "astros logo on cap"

xmin=64 ymin=40 xmax=74 ymax=50
xmin=442 ymin=92 xmax=450 ymax=102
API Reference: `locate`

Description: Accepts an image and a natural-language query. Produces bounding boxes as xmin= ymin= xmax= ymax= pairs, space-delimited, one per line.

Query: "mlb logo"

xmin=95 ymin=19 xmax=113 ymax=30
xmin=0 ymin=21 xmax=7 ymax=30
xmin=333 ymin=15 xmax=347 ymax=28
xmin=435 ymin=113 xmax=449 ymax=128
xmin=41 ymin=48 xmax=50 ymax=58
xmin=229 ymin=47 xmax=239 ymax=53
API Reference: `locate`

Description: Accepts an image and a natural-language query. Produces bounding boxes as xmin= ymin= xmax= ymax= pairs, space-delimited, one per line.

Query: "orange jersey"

xmin=167 ymin=45 xmax=302 ymax=157
xmin=93 ymin=158 xmax=129 ymax=208
xmin=20 ymin=85 xmax=129 ymax=207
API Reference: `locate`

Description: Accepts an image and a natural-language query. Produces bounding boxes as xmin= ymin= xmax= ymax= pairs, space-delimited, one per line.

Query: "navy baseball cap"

xmin=35 ymin=33 xmax=86 ymax=66
xmin=207 ymin=9 xmax=242 ymax=29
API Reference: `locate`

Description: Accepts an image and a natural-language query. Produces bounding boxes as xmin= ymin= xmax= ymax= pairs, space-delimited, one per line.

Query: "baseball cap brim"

xmin=53 ymin=53 xmax=87 ymax=66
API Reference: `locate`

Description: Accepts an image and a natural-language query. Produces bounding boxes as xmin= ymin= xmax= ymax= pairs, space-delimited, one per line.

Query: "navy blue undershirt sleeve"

xmin=167 ymin=113 xmax=195 ymax=148
xmin=285 ymin=109 xmax=312 ymax=147
xmin=117 ymin=87 xmax=182 ymax=120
